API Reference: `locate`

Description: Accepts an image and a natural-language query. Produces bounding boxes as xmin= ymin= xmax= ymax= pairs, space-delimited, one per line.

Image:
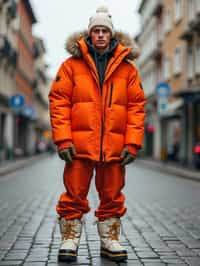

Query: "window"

xmin=187 ymin=48 xmax=193 ymax=80
xmin=164 ymin=8 xmax=171 ymax=34
xmin=195 ymin=43 xmax=200 ymax=74
xmin=164 ymin=57 xmax=170 ymax=80
xmin=174 ymin=47 xmax=181 ymax=75
xmin=158 ymin=21 xmax=164 ymax=42
xmin=174 ymin=0 xmax=182 ymax=23
xmin=188 ymin=0 xmax=195 ymax=23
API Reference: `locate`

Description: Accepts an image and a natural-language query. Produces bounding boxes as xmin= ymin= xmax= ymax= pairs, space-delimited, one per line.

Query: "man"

xmin=49 ymin=6 xmax=146 ymax=263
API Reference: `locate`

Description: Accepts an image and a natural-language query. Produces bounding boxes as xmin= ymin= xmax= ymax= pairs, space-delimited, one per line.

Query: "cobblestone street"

xmin=0 ymin=155 xmax=200 ymax=265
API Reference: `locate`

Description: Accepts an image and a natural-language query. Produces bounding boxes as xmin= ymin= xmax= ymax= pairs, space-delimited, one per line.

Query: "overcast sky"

xmin=31 ymin=0 xmax=141 ymax=77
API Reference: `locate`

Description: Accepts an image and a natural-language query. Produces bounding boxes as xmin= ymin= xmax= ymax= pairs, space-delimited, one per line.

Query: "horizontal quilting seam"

xmin=109 ymin=131 xmax=124 ymax=135
xmin=111 ymin=103 xmax=127 ymax=107
xmin=72 ymin=129 xmax=93 ymax=132
xmin=72 ymin=101 xmax=94 ymax=104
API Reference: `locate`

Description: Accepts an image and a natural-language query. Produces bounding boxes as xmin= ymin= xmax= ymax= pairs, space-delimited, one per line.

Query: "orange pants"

xmin=56 ymin=159 xmax=126 ymax=221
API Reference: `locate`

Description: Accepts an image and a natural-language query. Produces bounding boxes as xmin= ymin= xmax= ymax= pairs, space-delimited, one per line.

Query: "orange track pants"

xmin=56 ymin=159 xmax=127 ymax=221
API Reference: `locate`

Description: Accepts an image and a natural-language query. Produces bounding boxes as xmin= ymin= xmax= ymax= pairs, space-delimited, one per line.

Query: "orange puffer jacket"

xmin=49 ymin=31 xmax=146 ymax=162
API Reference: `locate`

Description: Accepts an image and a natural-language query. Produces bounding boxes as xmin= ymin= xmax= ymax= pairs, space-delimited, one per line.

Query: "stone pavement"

xmin=0 ymin=156 xmax=200 ymax=265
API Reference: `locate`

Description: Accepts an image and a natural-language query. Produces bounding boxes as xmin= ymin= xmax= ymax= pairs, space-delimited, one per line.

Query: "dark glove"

xmin=120 ymin=146 xmax=135 ymax=166
xmin=58 ymin=143 xmax=76 ymax=164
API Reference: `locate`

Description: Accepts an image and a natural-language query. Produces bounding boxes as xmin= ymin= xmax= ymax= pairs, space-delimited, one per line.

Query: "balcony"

xmin=32 ymin=44 xmax=40 ymax=59
xmin=180 ymin=26 xmax=193 ymax=41
xmin=0 ymin=34 xmax=11 ymax=59
xmin=0 ymin=34 xmax=18 ymax=68
xmin=152 ymin=45 xmax=162 ymax=61
xmin=140 ymin=0 xmax=163 ymax=31
xmin=36 ymin=68 xmax=47 ymax=83
xmin=6 ymin=0 xmax=17 ymax=22
xmin=181 ymin=0 xmax=200 ymax=40
xmin=9 ymin=48 xmax=18 ymax=67
xmin=152 ymin=0 xmax=163 ymax=16
xmin=139 ymin=34 xmax=163 ymax=66
xmin=32 ymin=79 xmax=38 ymax=90
xmin=34 ymin=85 xmax=48 ymax=109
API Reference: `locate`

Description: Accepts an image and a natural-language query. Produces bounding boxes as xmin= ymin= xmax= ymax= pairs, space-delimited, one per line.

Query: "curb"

xmin=137 ymin=159 xmax=200 ymax=182
xmin=0 ymin=153 xmax=50 ymax=177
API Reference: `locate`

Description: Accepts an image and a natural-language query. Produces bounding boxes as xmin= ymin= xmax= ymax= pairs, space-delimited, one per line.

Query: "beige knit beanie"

xmin=88 ymin=6 xmax=114 ymax=35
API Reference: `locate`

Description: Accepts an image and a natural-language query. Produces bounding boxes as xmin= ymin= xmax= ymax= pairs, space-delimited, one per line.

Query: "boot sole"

xmin=100 ymin=248 xmax=128 ymax=262
xmin=58 ymin=250 xmax=77 ymax=262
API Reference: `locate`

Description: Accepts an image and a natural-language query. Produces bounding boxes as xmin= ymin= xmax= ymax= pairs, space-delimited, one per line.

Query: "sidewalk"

xmin=137 ymin=157 xmax=200 ymax=182
xmin=0 ymin=153 xmax=50 ymax=177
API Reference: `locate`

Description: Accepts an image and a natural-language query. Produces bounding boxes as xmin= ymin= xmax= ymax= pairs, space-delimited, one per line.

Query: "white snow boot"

xmin=97 ymin=217 xmax=127 ymax=262
xmin=58 ymin=217 xmax=83 ymax=262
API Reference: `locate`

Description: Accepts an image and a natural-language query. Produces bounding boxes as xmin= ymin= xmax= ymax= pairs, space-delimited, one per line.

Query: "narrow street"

xmin=0 ymin=155 xmax=200 ymax=265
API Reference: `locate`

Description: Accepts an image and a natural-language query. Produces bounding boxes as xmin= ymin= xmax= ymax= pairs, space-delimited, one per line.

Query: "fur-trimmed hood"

xmin=65 ymin=30 xmax=140 ymax=60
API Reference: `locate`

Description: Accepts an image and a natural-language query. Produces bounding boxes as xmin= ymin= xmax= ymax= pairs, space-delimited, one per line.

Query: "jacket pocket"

xmin=108 ymin=83 xmax=113 ymax=107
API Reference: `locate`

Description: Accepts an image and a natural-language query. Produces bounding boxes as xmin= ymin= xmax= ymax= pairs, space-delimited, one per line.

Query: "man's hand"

xmin=120 ymin=146 xmax=135 ymax=166
xmin=58 ymin=143 xmax=76 ymax=164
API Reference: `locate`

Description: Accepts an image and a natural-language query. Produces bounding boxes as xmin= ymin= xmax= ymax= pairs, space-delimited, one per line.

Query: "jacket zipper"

xmin=100 ymin=117 xmax=104 ymax=162
xmin=86 ymin=56 xmax=104 ymax=161
xmin=109 ymin=83 xmax=113 ymax=107
xmin=100 ymin=83 xmax=109 ymax=162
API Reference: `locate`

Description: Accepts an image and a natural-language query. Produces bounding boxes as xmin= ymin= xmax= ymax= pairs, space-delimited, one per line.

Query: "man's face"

xmin=90 ymin=26 xmax=111 ymax=51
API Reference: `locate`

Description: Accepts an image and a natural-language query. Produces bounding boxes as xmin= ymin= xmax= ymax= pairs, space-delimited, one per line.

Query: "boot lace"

xmin=108 ymin=221 xmax=120 ymax=240
xmin=63 ymin=222 xmax=76 ymax=240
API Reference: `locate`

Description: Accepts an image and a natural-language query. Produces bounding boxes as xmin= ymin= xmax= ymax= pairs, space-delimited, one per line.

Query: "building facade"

xmin=138 ymin=0 xmax=200 ymax=166
xmin=0 ymin=0 xmax=18 ymax=160
xmin=0 ymin=0 xmax=50 ymax=161
xmin=14 ymin=0 xmax=37 ymax=156
xmin=33 ymin=37 xmax=50 ymax=151
xmin=138 ymin=0 xmax=164 ymax=159
xmin=178 ymin=0 xmax=200 ymax=164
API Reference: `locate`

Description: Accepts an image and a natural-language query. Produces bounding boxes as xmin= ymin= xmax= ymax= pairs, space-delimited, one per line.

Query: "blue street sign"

xmin=9 ymin=94 xmax=25 ymax=109
xmin=155 ymin=82 xmax=170 ymax=97
xmin=22 ymin=105 xmax=36 ymax=119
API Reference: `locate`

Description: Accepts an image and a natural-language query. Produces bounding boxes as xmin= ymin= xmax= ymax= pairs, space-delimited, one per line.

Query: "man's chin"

xmin=95 ymin=45 xmax=108 ymax=50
